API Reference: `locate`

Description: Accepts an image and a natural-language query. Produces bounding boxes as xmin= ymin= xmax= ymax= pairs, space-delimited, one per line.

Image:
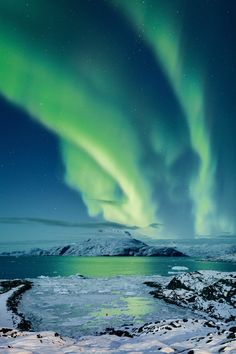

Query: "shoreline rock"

xmin=144 ymin=271 xmax=236 ymax=322
xmin=0 ymin=280 xmax=33 ymax=330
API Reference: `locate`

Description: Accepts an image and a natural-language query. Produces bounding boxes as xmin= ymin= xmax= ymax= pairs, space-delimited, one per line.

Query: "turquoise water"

xmin=0 ymin=256 xmax=235 ymax=279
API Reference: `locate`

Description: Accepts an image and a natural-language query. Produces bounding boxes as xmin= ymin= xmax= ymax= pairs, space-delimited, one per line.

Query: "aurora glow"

xmin=0 ymin=0 xmax=235 ymax=237
xmin=113 ymin=1 xmax=216 ymax=233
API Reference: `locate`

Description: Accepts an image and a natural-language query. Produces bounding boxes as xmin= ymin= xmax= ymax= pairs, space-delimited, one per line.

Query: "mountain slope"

xmin=0 ymin=237 xmax=186 ymax=257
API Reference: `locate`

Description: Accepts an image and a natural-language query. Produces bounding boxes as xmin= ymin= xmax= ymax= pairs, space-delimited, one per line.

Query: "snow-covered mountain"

xmin=0 ymin=237 xmax=185 ymax=257
xmin=141 ymin=236 xmax=236 ymax=262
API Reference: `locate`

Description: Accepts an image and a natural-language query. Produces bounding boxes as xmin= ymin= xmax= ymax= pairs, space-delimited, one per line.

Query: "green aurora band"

xmin=113 ymin=0 xmax=216 ymax=234
xmin=0 ymin=0 xmax=233 ymax=235
xmin=0 ymin=0 xmax=156 ymax=228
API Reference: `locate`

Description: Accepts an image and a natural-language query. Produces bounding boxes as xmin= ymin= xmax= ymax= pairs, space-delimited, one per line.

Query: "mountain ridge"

xmin=0 ymin=237 xmax=186 ymax=257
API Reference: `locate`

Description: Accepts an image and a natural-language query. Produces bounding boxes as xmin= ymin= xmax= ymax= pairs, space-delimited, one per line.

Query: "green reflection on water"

xmin=55 ymin=257 xmax=155 ymax=277
xmin=90 ymin=296 xmax=153 ymax=320
xmin=125 ymin=296 xmax=153 ymax=317
xmin=0 ymin=256 xmax=235 ymax=279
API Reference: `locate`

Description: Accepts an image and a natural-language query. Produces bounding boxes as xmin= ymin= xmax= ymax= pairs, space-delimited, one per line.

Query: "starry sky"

xmin=0 ymin=0 xmax=236 ymax=240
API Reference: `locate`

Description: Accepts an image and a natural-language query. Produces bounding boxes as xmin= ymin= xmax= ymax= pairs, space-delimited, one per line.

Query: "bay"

xmin=0 ymin=256 xmax=235 ymax=279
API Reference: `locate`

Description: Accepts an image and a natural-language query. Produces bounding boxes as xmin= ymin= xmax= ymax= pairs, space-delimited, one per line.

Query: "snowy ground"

xmin=0 ymin=287 xmax=22 ymax=328
xmin=0 ymin=319 xmax=236 ymax=353
xmin=0 ymin=271 xmax=235 ymax=353
xmin=145 ymin=271 xmax=236 ymax=323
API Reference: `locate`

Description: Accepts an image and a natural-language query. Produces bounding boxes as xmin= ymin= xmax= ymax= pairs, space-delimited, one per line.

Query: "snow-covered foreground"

xmin=0 ymin=271 xmax=235 ymax=353
xmin=1 ymin=319 xmax=236 ymax=353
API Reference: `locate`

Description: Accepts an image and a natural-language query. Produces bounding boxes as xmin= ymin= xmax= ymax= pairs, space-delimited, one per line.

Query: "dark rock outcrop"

xmin=145 ymin=271 xmax=236 ymax=321
xmin=0 ymin=279 xmax=33 ymax=330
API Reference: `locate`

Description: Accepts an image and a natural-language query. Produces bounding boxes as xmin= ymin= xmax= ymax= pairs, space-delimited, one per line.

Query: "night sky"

xmin=0 ymin=0 xmax=236 ymax=240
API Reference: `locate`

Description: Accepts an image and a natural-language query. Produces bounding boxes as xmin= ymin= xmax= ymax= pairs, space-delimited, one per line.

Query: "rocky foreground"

xmin=0 ymin=318 xmax=236 ymax=353
xmin=144 ymin=271 xmax=236 ymax=322
xmin=0 ymin=271 xmax=235 ymax=353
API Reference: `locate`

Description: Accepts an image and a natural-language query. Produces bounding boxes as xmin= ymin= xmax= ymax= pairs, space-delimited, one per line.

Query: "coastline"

xmin=0 ymin=280 xmax=33 ymax=330
xmin=0 ymin=270 xmax=235 ymax=352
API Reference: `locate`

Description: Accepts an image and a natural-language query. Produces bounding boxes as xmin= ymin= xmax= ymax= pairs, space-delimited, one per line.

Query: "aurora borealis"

xmin=0 ymin=0 xmax=236 ymax=237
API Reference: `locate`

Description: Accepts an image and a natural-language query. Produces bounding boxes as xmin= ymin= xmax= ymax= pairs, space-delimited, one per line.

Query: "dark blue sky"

xmin=0 ymin=95 xmax=90 ymax=222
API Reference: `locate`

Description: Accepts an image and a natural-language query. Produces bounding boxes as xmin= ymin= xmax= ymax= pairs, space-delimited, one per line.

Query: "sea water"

xmin=0 ymin=256 xmax=235 ymax=279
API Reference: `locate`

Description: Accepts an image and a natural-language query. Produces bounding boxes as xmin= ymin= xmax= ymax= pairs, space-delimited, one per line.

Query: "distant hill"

xmin=0 ymin=237 xmax=185 ymax=257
